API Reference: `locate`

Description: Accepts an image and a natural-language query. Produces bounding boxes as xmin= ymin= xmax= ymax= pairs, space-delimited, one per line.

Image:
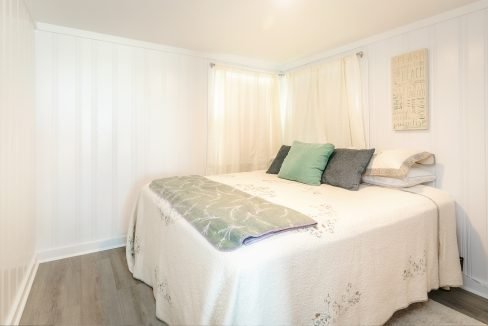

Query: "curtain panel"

xmin=282 ymin=55 xmax=366 ymax=148
xmin=206 ymin=65 xmax=282 ymax=175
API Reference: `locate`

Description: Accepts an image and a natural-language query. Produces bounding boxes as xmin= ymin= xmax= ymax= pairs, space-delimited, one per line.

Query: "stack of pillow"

xmin=267 ymin=141 xmax=436 ymax=190
xmin=361 ymin=149 xmax=436 ymax=187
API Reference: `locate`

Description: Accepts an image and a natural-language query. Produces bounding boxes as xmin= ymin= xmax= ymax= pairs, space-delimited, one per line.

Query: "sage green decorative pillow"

xmin=278 ymin=141 xmax=335 ymax=186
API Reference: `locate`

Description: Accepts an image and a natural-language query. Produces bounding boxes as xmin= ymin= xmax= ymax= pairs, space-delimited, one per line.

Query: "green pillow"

xmin=278 ymin=141 xmax=335 ymax=186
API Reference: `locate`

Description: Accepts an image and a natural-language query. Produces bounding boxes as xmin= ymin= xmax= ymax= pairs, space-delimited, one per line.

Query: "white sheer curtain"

xmin=206 ymin=65 xmax=282 ymax=175
xmin=282 ymin=54 xmax=366 ymax=148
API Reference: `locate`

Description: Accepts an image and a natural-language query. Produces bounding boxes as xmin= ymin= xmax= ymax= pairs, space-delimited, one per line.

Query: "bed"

xmin=126 ymin=170 xmax=462 ymax=325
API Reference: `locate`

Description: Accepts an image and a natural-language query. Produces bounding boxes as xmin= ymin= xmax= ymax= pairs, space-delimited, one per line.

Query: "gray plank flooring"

xmin=430 ymin=287 xmax=488 ymax=324
xmin=20 ymin=247 xmax=166 ymax=326
xmin=21 ymin=247 xmax=488 ymax=325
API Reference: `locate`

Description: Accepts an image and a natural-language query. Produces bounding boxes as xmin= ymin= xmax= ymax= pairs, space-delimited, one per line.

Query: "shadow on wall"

xmin=456 ymin=202 xmax=488 ymax=296
xmin=436 ymin=162 xmax=488 ymax=297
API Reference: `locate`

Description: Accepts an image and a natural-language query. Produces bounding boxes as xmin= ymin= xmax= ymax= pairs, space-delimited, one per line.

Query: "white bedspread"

xmin=126 ymin=170 xmax=462 ymax=325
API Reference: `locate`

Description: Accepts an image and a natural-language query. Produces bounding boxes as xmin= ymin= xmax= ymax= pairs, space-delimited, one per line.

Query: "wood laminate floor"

xmin=20 ymin=247 xmax=166 ymax=326
xmin=430 ymin=286 xmax=488 ymax=324
xmin=20 ymin=247 xmax=488 ymax=325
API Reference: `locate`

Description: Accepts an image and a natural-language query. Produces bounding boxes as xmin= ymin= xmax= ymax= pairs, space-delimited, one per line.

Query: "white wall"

xmin=32 ymin=0 xmax=488 ymax=300
xmin=0 ymin=0 xmax=36 ymax=324
xmin=364 ymin=8 xmax=488 ymax=297
xmin=35 ymin=30 xmax=208 ymax=259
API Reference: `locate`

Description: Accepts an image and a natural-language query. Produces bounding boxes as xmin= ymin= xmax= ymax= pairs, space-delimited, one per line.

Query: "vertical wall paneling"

xmin=463 ymin=11 xmax=486 ymax=282
xmin=364 ymin=9 xmax=488 ymax=297
xmin=485 ymin=9 xmax=488 ymax=287
xmin=30 ymin=0 xmax=488 ymax=301
xmin=35 ymin=31 xmax=209 ymax=259
xmin=0 ymin=0 xmax=36 ymax=324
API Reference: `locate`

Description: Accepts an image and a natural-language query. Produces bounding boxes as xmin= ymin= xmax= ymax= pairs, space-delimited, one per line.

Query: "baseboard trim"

xmin=37 ymin=236 xmax=126 ymax=263
xmin=462 ymin=274 xmax=488 ymax=300
xmin=5 ymin=256 xmax=39 ymax=325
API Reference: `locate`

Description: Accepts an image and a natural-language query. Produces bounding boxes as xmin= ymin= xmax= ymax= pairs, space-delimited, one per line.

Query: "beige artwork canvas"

xmin=391 ymin=48 xmax=429 ymax=130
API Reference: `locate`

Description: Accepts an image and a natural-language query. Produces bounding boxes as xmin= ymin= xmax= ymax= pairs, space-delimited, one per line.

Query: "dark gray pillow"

xmin=266 ymin=145 xmax=291 ymax=174
xmin=321 ymin=148 xmax=375 ymax=190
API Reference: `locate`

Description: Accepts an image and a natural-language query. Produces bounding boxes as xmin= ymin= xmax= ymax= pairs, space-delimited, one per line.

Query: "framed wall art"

xmin=391 ymin=48 xmax=428 ymax=130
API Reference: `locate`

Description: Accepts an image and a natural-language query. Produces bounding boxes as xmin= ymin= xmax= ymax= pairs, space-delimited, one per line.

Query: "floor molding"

xmin=5 ymin=256 xmax=39 ymax=326
xmin=9 ymin=238 xmax=126 ymax=324
xmin=463 ymin=274 xmax=488 ymax=300
xmin=37 ymin=236 xmax=127 ymax=263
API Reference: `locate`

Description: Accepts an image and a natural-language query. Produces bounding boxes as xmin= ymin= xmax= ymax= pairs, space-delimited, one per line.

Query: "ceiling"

xmin=25 ymin=0 xmax=478 ymax=65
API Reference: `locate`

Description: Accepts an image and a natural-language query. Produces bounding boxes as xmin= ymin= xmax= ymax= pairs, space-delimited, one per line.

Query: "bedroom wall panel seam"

xmin=484 ymin=8 xmax=488 ymax=290
xmin=0 ymin=0 xmax=36 ymax=324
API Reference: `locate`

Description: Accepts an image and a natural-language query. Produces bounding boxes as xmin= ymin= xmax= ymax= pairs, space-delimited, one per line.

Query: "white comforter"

xmin=126 ymin=171 xmax=462 ymax=325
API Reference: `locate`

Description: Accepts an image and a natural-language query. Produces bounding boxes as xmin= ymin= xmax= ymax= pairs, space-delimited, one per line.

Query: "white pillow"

xmin=364 ymin=149 xmax=435 ymax=179
xmin=362 ymin=165 xmax=435 ymax=188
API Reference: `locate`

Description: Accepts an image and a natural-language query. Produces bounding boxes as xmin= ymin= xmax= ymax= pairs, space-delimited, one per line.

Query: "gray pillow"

xmin=266 ymin=145 xmax=291 ymax=174
xmin=321 ymin=148 xmax=375 ymax=190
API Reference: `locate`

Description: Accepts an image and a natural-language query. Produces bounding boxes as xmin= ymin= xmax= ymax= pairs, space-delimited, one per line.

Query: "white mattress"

xmin=126 ymin=170 xmax=462 ymax=325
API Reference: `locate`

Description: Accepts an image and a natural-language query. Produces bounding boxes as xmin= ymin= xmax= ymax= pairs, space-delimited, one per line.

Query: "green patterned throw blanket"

xmin=149 ymin=175 xmax=317 ymax=251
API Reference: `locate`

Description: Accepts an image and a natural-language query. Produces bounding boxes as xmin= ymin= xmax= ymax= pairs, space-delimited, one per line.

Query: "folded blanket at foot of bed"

xmin=149 ymin=175 xmax=317 ymax=251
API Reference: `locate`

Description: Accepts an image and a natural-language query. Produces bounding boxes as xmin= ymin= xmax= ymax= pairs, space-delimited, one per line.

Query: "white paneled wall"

xmin=35 ymin=31 xmax=208 ymax=258
xmin=0 ymin=0 xmax=36 ymax=324
xmin=29 ymin=1 xmax=488 ymax=302
xmin=365 ymin=8 xmax=488 ymax=297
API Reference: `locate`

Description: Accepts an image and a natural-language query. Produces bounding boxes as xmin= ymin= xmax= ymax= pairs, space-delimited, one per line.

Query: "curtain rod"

xmin=208 ymin=62 xmax=280 ymax=76
xmin=209 ymin=52 xmax=364 ymax=69
xmin=209 ymin=51 xmax=364 ymax=74
xmin=210 ymin=51 xmax=363 ymax=66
